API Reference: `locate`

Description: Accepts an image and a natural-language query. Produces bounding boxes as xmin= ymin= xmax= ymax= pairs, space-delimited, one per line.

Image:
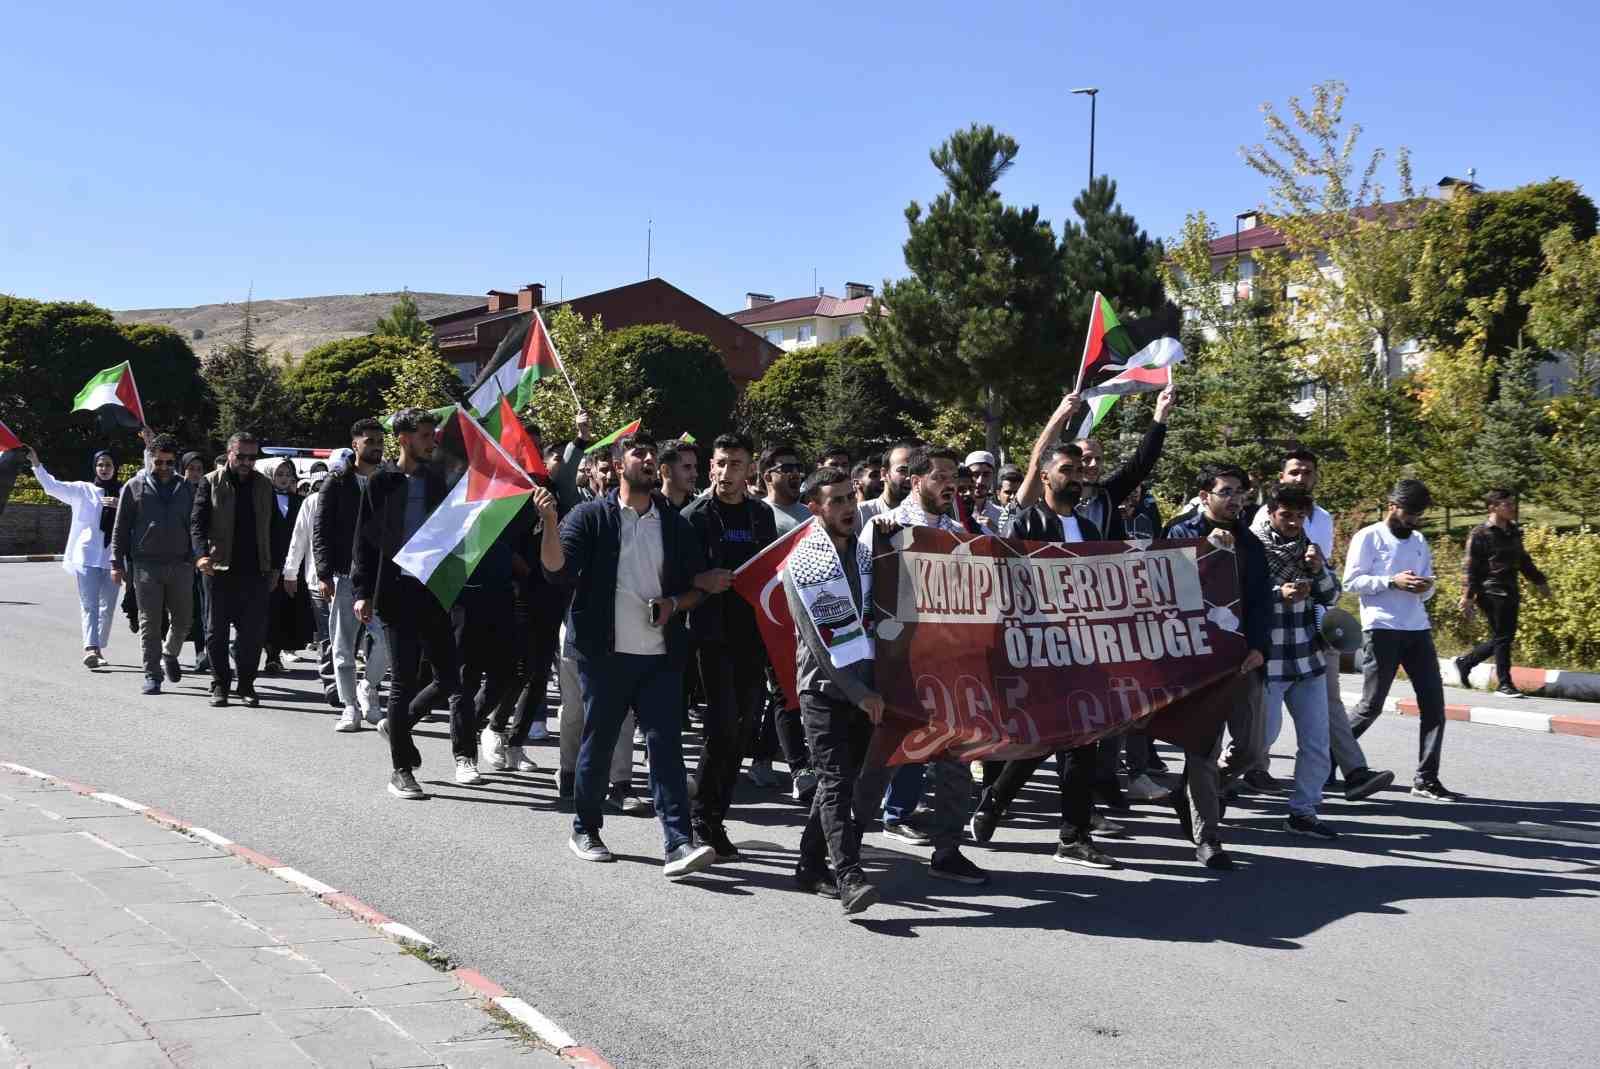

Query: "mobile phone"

xmin=212 ymin=563 xmax=230 ymax=572
xmin=648 ymin=598 xmax=664 ymax=626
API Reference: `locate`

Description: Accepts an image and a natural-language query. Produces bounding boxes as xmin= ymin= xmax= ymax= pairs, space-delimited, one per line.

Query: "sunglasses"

xmin=151 ymin=459 xmax=177 ymax=469
xmin=769 ymin=462 xmax=805 ymax=474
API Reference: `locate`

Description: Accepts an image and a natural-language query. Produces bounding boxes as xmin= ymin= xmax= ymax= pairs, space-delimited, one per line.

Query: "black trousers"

xmin=384 ymin=577 xmax=463 ymax=771
xmin=408 ymin=589 xmax=513 ymax=760
xmin=751 ymin=669 xmax=811 ymax=770
xmin=798 ymin=692 xmax=875 ymax=878
xmin=490 ymin=582 xmax=570 ymax=746
xmin=1462 ymin=593 xmax=1519 ymax=683
xmin=205 ymin=571 xmax=271 ymax=690
xmin=977 ymin=743 xmax=1097 ymax=840
xmin=693 ymin=641 xmax=768 ymax=829
xmin=1349 ymin=628 xmax=1447 ymax=782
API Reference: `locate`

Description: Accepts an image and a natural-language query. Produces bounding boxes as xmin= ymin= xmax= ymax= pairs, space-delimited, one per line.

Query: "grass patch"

xmin=399 ymin=941 xmax=456 ymax=972
xmin=483 ymin=1002 xmax=548 ymax=1049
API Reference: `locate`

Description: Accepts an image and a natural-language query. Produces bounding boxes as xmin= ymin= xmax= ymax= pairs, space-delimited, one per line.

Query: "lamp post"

xmin=1071 ymin=87 xmax=1099 ymax=187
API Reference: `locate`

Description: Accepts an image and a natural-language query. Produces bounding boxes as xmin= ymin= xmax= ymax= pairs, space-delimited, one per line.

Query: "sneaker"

xmin=791 ymin=767 xmax=819 ymax=801
xmin=376 ymin=717 xmax=390 ymax=739
xmin=1144 ymin=751 xmax=1170 ymax=774
xmin=141 ymin=677 xmax=161 ymax=696
xmin=968 ymin=807 xmax=1000 ymax=844
xmin=334 ymin=708 xmax=362 ymax=733
xmin=1495 ymin=684 xmax=1525 ymax=699
xmin=696 ymin=823 xmax=740 ymax=861
xmin=82 ymin=651 xmax=99 ymax=669
xmin=507 ymin=745 xmax=539 ymax=772
xmin=1054 ymin=837 xmax=1122 ymax=869
xmin=453 ymin=757 xmax=484 ymax=785
xmin=569 ymin=831 xmax=614 ymax=863
xmin=237 ymin=689 xmax=260 ymax=708
xmin=263 ymin=657 xmax=283 ymax=675
xmin=361 ymin=695 xmax=383 ymax=725
xmin=747 ymin=759 xmax=779 ymax=788
xmin=633 ymin=724 xmax=646 ymax=745
xmin=208 ymin=686 xmax=229 ymax=708
xmin=1244 ymin=768 xmax=1284 ymax=793
xmin=1090 ymin=812 xmax=1129 ymax=838
xmin=1453 ymin=655 xmax=1472 ymax=689
xmin=1411 ymin=779 xmax=1461 ymax=801
xmin=162 ymin=655 xmax=182 ymax=683
xmin=1343 ymin=767 xmax=1395 ymax=801
xmin=839 ymin=872 xmax=879 ymax=915
xmin=882 ymin=820 xmax=931 ymax=847
xmin=526 ymin=720 xmax=550 ymax=742
xmin=195 ymin=653 xmax=210 ymax=673
xmin=484 ymin=730 xmax=509 ymax=771
xmin=387 ymin=769 xmax=426 ymax=800
xmin=662 ymin=842 xmax=716 ymax=879
xmin=1126 ymin=773 xmax=1171 ymax=803
xmin=1196 ymin=838 xmax=1235 ymax=870
xmin=928 ymin=849 xmax=990 ymax=886
xmin=1284 ymin=813 xmax=1339 ymax=839
xmin=1094 ymin=782 xmax=1132 ymax=811
xmin=794 ymin=864 xmax=840 ymax=898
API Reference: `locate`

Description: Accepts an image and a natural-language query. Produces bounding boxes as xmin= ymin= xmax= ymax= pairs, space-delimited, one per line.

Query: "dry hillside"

xmin=114 ymin=291 xmax=481 ymax=362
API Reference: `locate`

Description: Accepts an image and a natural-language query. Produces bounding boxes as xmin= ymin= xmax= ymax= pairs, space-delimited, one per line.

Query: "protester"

xmin=817 ymin=445 xmax=850 ymax=473
xmin=25 ymin=446 xmax=122 ymax=668
xmin=963 ymin=450 xmax=1003 ymax=529
xmin=658 ymin=438 xmax=700 ymax=513
xmin=284 ymin=457 xmax=340 ymax=718
xmin=788 ymin=467 xmax=881 ymax=914
xmin=1455 ymin=489 xmax=1550 ymax=697
xmin=1074 ymin=383 xmax=1176 ymax=539
xmin=541 ymin=430 xmax=719 ymax=877
xmin=1344 ymin=480 xmax=1457 ymax=800
xmin=856 ymin=440 xmax=918 ymax=529
xmin=264 ymin=459 xmax=312 ymax=675
xmin=850 ymin=459 xmax=882 ymax=506
xmin=760 ymin=442 xmax=810 ymax=535
xmin=193 ymin=431 xmax=280 ymax=708
xmin=995 ymin=464 xmax=1023 ymax=508
xmin=108 ymin=434 xmax=194 ymax=695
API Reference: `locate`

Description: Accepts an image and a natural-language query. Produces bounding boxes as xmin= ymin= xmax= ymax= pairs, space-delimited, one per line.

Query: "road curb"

xmin=0 ymin=759 xmax=615 ymax=1069
xmin=0 ymin=554 xmax=63 ymax=563
xmin=1438 ymin=657 xmax=1600 ymax=704
xmin=1338 ymin=689 xmax=1595 ymax=740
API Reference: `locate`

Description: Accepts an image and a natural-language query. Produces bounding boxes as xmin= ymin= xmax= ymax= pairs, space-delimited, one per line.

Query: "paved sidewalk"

xmin=0 ymin=767 xmax=563 ymax=1069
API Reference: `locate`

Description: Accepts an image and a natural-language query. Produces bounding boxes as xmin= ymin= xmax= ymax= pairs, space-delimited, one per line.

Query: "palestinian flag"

xmin=583 ymin=417 xmax=641 ymax=455
xmin=0 ymin=418 xmax=20 ymax=453
xmin=679 ymin=432 xmax=697 ymax=445
xmin=480 ymin=393 xmax=548 ymax=479
xmin=381 ymin=404 xmax=455 ymax=432
xmin=1074 ymin=292 xmax=1184 ymax=392
xmin=1070 ymin=364 xmax=1176 ymax=439
xmin=393 ymin=406 xmax=536 ymax=608
xmin=468 ymin=309 xmax=564 ymax=416
xmin=72 ymin=362 xmax=144 ymax=428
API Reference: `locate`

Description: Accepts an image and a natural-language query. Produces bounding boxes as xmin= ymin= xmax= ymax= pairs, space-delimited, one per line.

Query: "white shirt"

xmin=1254 ymin=502 xmax=1334 ymax=560
xmin=976 ymin=499 xmax=1004 ymax=531
xmin=30 ymin=463 xmax=113 ymax=575
xmin=1343 ymin=521 xmax=1436 ymax=631
xmin=283 ymin=489 xmax=323 ymax=583
xmin=613 ymin=502 xmax=666 ymax=656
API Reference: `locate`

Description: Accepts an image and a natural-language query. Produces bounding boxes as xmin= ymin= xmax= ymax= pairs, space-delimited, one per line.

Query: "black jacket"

xmin=680 ymin=491 xmax=778 ymax=644
xmin=1465 ymin=522 xmax=1546 ymax=599
xmin=1010 ymin=503 xmax=1103 ymax=544
xmin=1078 ymin=422 xmax=1167 ymax=540
xmin=351 ymin=464 xmax=449 ymax=619
xmin=543 ymin=489 xmax=705 ymax=668
xmin=1164 ymin=509 xmax=1271 ymax=658
xmin=313 ymin=466 xmax=366 ymax=581
xmin=269 ymin=490 xmax=301 ymax=575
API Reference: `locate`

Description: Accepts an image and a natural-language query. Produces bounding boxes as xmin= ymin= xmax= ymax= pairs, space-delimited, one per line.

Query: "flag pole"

xmin=1072 ymin=291 xmax=1103 ymax=393
xmin=535 ymin=309 xmax=585 ymax=412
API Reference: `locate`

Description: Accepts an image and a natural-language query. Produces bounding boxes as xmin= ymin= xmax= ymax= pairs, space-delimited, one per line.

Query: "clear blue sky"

xmin=4 ymin=0 xmax=1595 ymax=314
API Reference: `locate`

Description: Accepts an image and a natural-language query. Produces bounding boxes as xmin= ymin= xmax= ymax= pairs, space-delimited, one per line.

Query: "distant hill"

xmin=114 ymin=291 xmax=481 ymax=362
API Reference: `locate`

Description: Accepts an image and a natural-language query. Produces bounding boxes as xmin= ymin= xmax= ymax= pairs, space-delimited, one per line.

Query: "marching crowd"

xmin=23 ymin=383 xmax=1547 ymax=916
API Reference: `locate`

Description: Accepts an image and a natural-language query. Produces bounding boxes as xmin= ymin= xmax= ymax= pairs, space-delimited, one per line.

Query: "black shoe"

xmin=1243 ymin=768 xmax=1284 ymax=794
xmin=1090 ymin=812 xmax=1129 ymax=839
xmin=1343 ymin=767 xmax=1395 ymax=801
xmin=237 ymin=689 xmax=260 ymax=708
xmin=1411 ymin=779 xmax=1460 ymax=801
xmin=1054 ymin=837 xmax=1121 ymax=869
xmin=1094 ymin=782 xmax=1132 ymax=811
xmin=928 ymin=849 xmax=989 ymax=886
xmin=1144 ymin=751 xmax=1170 ymax=775
xmin=195 ymin=654 xmax=211 ymax=674
xmin=141 ymin=677 xmax=161 ymax=696
xmin=696 ymin=823 xmax=740 ymax=861
xmin=1453 ymin=655 xmax=1472 ymax=689
xmin=1196 ymin=839 xmax=1235 ymax=870
xmin=208 ymin=685 xmax=229 ymax=708
xmin=606 ymin=782 xmax=648 ymax=815
xmin=387 ymin=769 xmax=427 ymax=800
xmin=882 ymin=820 xmax=931 ymax=846
xmin=794 ymin=864 xmax=840 ymax=898
xmin=569 ymin=831 xmax=614 ymax=863
xmin=967 ymin=807 xmax=1000 ymax=844
xmin=839 ymin=872 xmax=879 ymax=915
xmin=1284 ymin=813 xmax=1339 ymax=839
xmin=263 ymin=657 xmax=283 ymax=675
xmin=1494 ymin=684 xmax=1525 ymax=699
xmin=162 ymin=655 xmax=181 ymax=683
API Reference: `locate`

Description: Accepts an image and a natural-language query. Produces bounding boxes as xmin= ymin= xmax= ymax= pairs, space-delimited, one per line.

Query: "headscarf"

xmin=92 ymin=450 xmax=120 ymax=545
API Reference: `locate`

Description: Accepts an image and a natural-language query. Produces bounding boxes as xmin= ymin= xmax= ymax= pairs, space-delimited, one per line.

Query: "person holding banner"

xmin=788 ymin=467 xmax=882 ymax=914
xmin=26 ymin=446 xmax=124 ymax=668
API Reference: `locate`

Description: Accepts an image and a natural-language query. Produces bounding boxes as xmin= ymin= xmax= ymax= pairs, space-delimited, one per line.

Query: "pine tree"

xmin=202 ymin=300 xmax=298 ymax=443
xmin=1539 ymin=360 xmax=1600 ymax=528
xmin=374 ymin=291 xmax=432 ymax=343
xmin=1471 ymin=340 xmax=1548 ymax=496
xmin=1058 ymin=176 xmax=1176 ymax=343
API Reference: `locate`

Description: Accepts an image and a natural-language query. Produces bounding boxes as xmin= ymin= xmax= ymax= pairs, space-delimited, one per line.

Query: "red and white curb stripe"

xmin=1339 ymin=690 xmax=1599 ymax=739
xmin=0 ymin=760 xmax=614 ymax=1069
xmin=0 ymin=554 xmax=63 ymax=563
xmin=1439 ymin=657 xmax=1600 ymax=705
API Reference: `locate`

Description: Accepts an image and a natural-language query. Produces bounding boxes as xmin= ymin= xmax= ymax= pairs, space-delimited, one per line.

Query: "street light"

xmin=1071 ymin=87 xmax=1099 ymax=188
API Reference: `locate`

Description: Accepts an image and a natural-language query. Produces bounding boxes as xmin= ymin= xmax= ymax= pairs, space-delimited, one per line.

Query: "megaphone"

xmin=1321 ymin=607 xmax=1362 ymax=654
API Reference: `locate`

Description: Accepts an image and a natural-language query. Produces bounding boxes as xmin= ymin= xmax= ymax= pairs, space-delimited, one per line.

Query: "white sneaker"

xmin=484 ymin=729 xmax=509 ymax=771
xmin=454 ymin=757 xmax=484 ymax=785
xmin=1126 ymin=773 xmax=1171 ymax=803
xmin=507 ymin=745 xmax=539 ymax=772
xmin=334 ymin=707 xmax=362 ymax=733
xmin=376 ymin=718 xmax=389 ymax=739
xmin=527 ymin=720 xmax=549 ymax=742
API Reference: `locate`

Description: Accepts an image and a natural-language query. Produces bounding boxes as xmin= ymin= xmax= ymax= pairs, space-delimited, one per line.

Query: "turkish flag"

xmin=731 ymin=516 xmax=815 ymax=709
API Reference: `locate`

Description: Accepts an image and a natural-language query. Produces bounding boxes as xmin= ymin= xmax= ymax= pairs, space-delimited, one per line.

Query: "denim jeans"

xmin=882 ymin=764 xmax=926 ymax=823
xmin=330 ymin=575 xmax=390 ymax=719
xmin=557 ymin=642 xmax=634 ymax=781
xmin=573 ymin=653 xmax=692 ymax=853
xmin=1264 ymin=675 xmax=1331 ymax=817
xmin=74 ymin=565 xmax=119 ymax=651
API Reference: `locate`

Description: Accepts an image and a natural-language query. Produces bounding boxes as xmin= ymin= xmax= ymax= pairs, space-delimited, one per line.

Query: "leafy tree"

xmin=742 ymin=337 xmax=927 ymax=459
xmin=288 ymin=335 xmax=416 ymax=442
xmin=1058 ymin=175 xmax=1177 ymax=347
xmin=377 ymin=340 xmax=465 ymax=423
xmin=1539 ymin=362 xmax=1600 ymax=528
xmin=515 ymin=305 xmax=609 ymax=447
xmin=0 ymin=296 xmax=212 ymax=470
xmin=869 ymin=123 xmax=1063 ymax=453
xmin=1316 ymin=379 xmax=1425 ymax=514
xmin=1471 ymin=341 xmax=1547 ymax=496
xmin=373 ymin=291 xmax=433 ymax=343
xmin=1527 ymin=226 xmax=1600 ymax=526
xmin=1412 ymin=296 xmax=1498 ymax=527
xmin=201 ymin=304 xmax=299 ymax=444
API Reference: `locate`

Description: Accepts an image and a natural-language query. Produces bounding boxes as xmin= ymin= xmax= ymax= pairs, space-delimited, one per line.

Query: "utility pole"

xmin=646 ymin=220 xmax=652 ymax=279
xmin=1071 ymin=87 xmax=1099 ymax=187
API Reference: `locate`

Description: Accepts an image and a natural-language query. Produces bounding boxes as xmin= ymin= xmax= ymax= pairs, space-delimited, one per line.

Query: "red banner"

xmin=869 ymin=527 xmax=1249 ymax=764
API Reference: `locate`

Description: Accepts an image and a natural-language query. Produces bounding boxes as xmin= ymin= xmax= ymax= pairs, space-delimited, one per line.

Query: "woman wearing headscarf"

xmin=24 ymin=445 xmax=122 ymax=667
xmin=263 ymin=459 xmax=313 ymax=673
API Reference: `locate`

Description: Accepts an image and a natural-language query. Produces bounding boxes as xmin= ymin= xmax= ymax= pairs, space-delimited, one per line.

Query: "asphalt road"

xmin=2 ymin=563 xmax=1597 ymax=1068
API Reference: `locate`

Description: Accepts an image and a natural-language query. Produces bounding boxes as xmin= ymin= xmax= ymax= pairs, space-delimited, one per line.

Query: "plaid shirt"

xmin=1254 ymin=520 xmax=1341 ymax=682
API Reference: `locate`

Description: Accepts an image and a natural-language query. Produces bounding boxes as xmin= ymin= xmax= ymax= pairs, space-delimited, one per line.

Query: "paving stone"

xmin=0 ymin=973 xmax=104 ymax=1006
xmin=0 ymin=870 xmax=111 ymax=911
xmin=68 ymin=815 xmax=191 ymax=848
xmin=128 ymin=901 xmax=275 ymax=949
xmin=0 ymin=811 xmax=72 ymax=836
xmin=148 ymin=1014 xmax=316 ymax=1069
xmin=422 ymin=1039 xmax=567 ymax=1068
xmin=153 ymin=857 xmax=298 ymax=899
xmin=80 ymin=865 xmax=211 ymax=905
xmin=11 ymin=830 xmax=148 ymax=872
xmin=200 ymin=948 xmax=357 ymax=1012
xmin=269 ymin=1006 xmax=443 ymax=1068
xmin=0 ymin=946 xmax=89 ymax=983
xmin=24 ymin=1038 xmax=177 ymax=1068
xmin=29 ymin=905 xmax=173 ymax=949
xmin=0 ymin=839 xmax=67 ymax=872
xmin=0 ymin=994 xmax=146 ymax=1051
xmin=378 ymin=998 xmax=505 ymax=1045
xmin=0 ymin=917 xmax=51 ymax=948
xmin=128 ymin=840 xmax=227 ymax=863
xmin=31 ymin=792 xmax=141 ymax=819
xmin=288 ymin=938 xmax=464 ymax=1006
xmin=96 ymin=960 xmax=256 ymax=1022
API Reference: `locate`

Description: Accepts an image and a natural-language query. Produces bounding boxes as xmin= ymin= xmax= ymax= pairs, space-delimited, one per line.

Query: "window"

xmin=764 ymin=328 xmax=783 ymax=345
xmin=797 ymin=323 xmax=813 ymax=343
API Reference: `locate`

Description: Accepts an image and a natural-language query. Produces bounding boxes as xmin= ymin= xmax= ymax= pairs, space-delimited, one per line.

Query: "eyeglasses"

xmin=1206 ymin=487 xmax=1243 ymax=498
xmin=151 ymin=459 xmax=176 ymax=469
xmin=770 ymin=463 xmax=805 ymax=474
